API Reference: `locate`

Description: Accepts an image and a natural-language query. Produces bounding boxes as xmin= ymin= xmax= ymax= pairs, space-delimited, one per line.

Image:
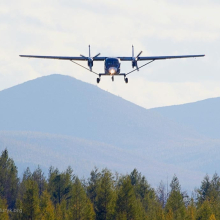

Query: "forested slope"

xmin=1 ymin=149 xmax=220 ymax=220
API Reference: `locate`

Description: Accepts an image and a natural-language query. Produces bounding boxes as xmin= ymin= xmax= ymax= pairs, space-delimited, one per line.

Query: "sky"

xmin=0 ymin=0 xmax=219 ymax=108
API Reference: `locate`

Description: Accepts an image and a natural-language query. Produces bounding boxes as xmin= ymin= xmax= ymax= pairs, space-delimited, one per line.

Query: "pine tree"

xmin=115 ymin=175 xmax=145 ymax=220
xmin=165 ymin=208 xmax=173 ymax=220
xmin=40 ymin=190 xmax=55 ymax=220
xmin=96 ymin=169 xmax=116 ymax=220
xmin=48 ymin=166 xmax=73 ymax=206
xmin=54 ymin=203 xmax=62 ymax=220
xmin=186 ymin=198 xmax=196 ymax=220
xmin=69 ymin=177 xmax=95 ymax=220
xmin=196 ymin=200 xmax=213 ymax=220
xmin=87 ymin=167 xmax=101 ymax=213
xmin=197 ymin=175 xmax=211 ymax=205
xmin=165 ymin=175 xmax=186 ymax=220
xmin=209 ymin=173 xmax=220 ymax=219
xmin=130 ymin=169 xmax=159 ymax=219
xmin=32 ymin=166 xmax=47 ymax=197
xmin=0 ymin=148 xmax=19 ymax=209
xmin=197 ymin=173 xmax=220 ymax=219
xmin=0 ymin=196 xmax=9 ymax=220
xmin=12 ymin=199 xmax=23 ymax=220
xmin=154 ymin=205 xmax=165 ymax=220
xmin=21 ymin=179 xmax=40 ymax=220
xmin=157 ymin=181 xmax=167 ymax=208
xmin=16 ymin=167 xmax=33 ymax=209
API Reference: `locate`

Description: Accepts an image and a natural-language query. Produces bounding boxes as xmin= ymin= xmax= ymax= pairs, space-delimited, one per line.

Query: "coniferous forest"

xmin=0 ymin=149 xmax=220 ymax=220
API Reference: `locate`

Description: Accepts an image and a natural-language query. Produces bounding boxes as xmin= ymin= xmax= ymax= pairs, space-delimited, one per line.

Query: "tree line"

xmin=0 ymin=148 xmax=220 ymax=220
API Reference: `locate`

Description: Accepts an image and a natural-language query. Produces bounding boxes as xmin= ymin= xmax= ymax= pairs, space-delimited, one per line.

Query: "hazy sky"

xmin=0 ymin=0 xmax=219 ymax=108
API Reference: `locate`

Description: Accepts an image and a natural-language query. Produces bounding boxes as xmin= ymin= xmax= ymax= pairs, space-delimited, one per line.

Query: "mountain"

xmin=150 ymin=97 xmax=220 ymax=139
xmin=0 ymin=74 xmax=219 ymax=190
xmin=0 ymin=74 xmax=200 ymax=149
xmin=0 ymin=130 xmax=215 ymax=191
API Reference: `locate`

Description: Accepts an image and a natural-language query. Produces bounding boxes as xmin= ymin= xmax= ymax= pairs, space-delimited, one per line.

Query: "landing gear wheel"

xmin=112 ymin=76 xmax=114 ymax=82
xmin=97 ymin=78 xmax=100 ymax=84
xmin=125 ymin=78 xmax=128 ymax=84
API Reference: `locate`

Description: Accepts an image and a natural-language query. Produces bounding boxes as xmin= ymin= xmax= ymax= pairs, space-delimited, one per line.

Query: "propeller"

xmin=80 ymin=45 xmax=100 ymax=71
xmin=132 ymin=45 xmax=142 ymax=71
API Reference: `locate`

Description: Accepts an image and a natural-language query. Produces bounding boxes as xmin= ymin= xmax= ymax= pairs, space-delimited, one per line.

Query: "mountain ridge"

xmin=150 ymin=96 xmax=220 ymax=139
xmin=0 ymin=74 xmax=202 ymax=148
xmin=0 ymin=74 xmax=219 ymax=191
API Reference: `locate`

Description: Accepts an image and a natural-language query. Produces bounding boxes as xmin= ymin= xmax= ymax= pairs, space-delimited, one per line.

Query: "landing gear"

xmin=97 ymin=78 xmax=100 ymax=84
xmin=124 ymin=77 xmax=128 ymax=84
xmin=112 ymin=76 xmax=114 ymax=82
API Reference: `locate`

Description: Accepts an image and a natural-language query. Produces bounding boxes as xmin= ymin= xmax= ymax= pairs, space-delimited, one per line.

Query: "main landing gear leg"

xmin=124 ymin=77 xmax=128 ymax=84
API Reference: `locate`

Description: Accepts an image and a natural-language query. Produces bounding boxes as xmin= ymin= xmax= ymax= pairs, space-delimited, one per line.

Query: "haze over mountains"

xmin=0 ymin=74 xmax=219 ymax=190
xmin=150 ymin=98 xmax=220 ymax=139
xmin=0 ymin=74 xmax=199 ymax=148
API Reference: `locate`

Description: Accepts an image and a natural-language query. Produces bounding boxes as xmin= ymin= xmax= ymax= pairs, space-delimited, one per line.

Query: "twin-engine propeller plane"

xmin=20 ymin=45 xmax=205 ymax=84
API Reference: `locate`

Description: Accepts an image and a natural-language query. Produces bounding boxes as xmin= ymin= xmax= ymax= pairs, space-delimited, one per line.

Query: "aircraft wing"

xmin=20 ymin=54 xmax=205 ymax=61
xmin=118 ymin=54 xmax=205 ymax=61
xmin=19 ymin=55 xmax=107 ymax=61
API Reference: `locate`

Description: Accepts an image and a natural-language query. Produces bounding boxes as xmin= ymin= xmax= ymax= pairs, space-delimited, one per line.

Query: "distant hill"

xmin=150 ymin=97 xmax=220 ymax=139
xmin=1 ymin=130 xmax=218 ymax=191
xmin=0 ymin=74 xmax=219 ymax=191
xmin=0 ymin=74 xmax=200 ymax=149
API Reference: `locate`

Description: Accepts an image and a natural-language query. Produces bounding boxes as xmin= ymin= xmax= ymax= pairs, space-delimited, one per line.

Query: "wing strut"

xmin=70 ymin=60 xmax=99 ymax=75
xmin=126 ymin=60 xmax=155 ymax=76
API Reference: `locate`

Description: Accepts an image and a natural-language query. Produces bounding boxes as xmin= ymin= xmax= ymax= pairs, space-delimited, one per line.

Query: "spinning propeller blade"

xmin=93 ymin=53 xmax=100 ymax=58
xmin=79 ymin=45 xmax=100 ymax=71
xmin=132 ymin=45 xmax=143 ymax=71
xmin=80 ymin=54 xmax=87 ymax=59
xmin=136 ymin=51 xmax=143 ymax=59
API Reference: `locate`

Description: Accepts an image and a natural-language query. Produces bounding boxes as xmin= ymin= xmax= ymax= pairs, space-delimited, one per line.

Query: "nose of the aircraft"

xmin=109 ymin=67 xmax=117 ymax=75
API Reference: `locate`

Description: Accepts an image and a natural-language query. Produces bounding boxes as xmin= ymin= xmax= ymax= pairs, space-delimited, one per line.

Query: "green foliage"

xmin=197 ymin=173 xmax=220 ymax=219
xmin=165 ymin=175 xmax=186 ymax=220
xmin=186 ymin=198 xmax=196 ymax=220
xmin=96 ymin=169 xmax=116 ymax=220
xmin=0 ymin=196 xmax=10 ymax=220
xmin=197 ymin=174 xmax=211 ymax=205
xmin=130 ymin=169 xmax=160 ymax=219
xmin=40 ymin=190 xmax=55 ymax=220
xmin=69 ymin=177 xmax=95 ymax=220
xmin=48 ymin=166 xmax=73 ymax=206
xmin=115 ymin=175 xmax=145 ymax=219
xmin=32 ymin=166 xmax=47 ymax=197
xmin=3 ymin=149 xmax=220 ymax=220
xmin=0 ymin=148 xmax=19 ymax=209
xmin=87 ymin=167 xmax=101 ymax=209
xmin=21 ymin=179 xmax=40 ymax=220
xmin=196 ymin=200 xmax=213 ymax=220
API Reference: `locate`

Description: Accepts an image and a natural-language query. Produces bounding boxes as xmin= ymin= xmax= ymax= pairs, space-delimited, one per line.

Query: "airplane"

xmin=20 ymin=45 xmax=205 ymax=84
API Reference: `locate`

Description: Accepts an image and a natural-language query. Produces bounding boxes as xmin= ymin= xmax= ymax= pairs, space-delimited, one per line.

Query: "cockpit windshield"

xmin=105 ymin=58 xmax=119 ymax=67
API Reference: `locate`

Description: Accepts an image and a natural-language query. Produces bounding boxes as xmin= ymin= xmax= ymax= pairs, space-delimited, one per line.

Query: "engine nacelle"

xmin=87 ymin=59 xmax=93 ymax=68
xmin=132 ymin=59 xmax=137 ymax=68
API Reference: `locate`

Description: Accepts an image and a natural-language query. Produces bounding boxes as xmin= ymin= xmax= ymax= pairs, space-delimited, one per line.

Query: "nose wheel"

xmin=97 ymin=78 xmax=100 ymax=84
xmin=124 ymin=77 xmax=128 ymax=84
xmin=112 ymin=76 xmax=114 ymax=82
